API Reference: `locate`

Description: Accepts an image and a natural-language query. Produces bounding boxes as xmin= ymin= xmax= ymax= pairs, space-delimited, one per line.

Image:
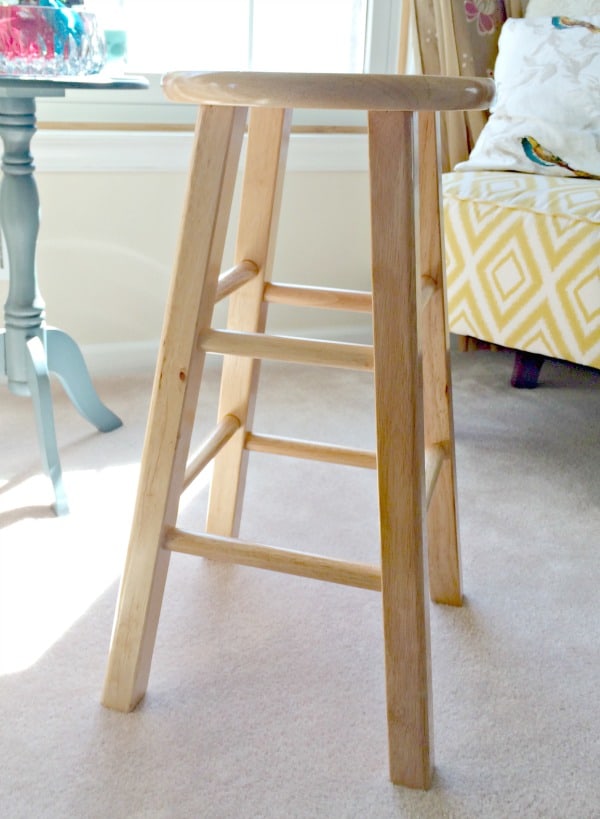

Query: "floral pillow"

xmin=455 ymin=16 xmax=600 ymax=179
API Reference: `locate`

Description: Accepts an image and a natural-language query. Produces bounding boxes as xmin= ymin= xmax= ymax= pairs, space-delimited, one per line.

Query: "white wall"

xmin=0 ymin=161 xmax=374 ymax=373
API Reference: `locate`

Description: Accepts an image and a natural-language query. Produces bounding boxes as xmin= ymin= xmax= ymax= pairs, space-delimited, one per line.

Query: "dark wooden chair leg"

xmin=510 ymin=351 xmax=546 ymax=389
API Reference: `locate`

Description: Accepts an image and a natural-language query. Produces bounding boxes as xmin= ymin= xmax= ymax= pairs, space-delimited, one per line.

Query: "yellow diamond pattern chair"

xmin=101 ymin=71 xmax=494 ymax=789
xmin=444 ymin=170 xmax=600 ymax=385
xmin=414 ymin=0 xmax=600 ymax=387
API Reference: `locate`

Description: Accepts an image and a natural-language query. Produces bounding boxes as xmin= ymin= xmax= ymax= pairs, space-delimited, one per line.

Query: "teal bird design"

xmin=551 ymin=16 xmax=600 ymax=33
xmin=522 ymin=137 xmax=556 ymax=167
xmin=521 ymin=137 xmax=600 ymax=179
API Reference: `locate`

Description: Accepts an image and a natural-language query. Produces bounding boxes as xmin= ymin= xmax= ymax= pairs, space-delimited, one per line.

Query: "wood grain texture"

xmin=419 ymin=111 xmax=462 ymax=606
xmin=368 ymin=109 xmax=433 ymax=789
xmin=263 ymin=282 xmax=372 ymax=313
xmin=163 ymin=71 xmax=494 ymax=113
xmin=103 ymin=71 xmax=481 ymax=789
xmin=183 ymin=414 xmax=241 ymax=491
xmin=245 ymin=432 xmax=377 ymax=469
xmin=215 ymin=260 xmax=259 ymax=302
xmin=165 ymin=528 xmax=382 ymax=591
xmin=102 ymin=104 xmax=247 ymax=712
xmin=205 ymin=107 xmax=292 ymax=537
xmin=200 ymin=329 xmax=374 ymax=370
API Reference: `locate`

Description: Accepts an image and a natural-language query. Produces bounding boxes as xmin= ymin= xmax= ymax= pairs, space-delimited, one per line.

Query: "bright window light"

xmin=35 ymin=0 xmax=401 ymax=128
xmin=122 ymin=0 xmax=368 ymax=73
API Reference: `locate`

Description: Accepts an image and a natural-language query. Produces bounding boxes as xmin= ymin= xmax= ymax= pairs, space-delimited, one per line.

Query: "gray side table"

xmin=0 ymin=75 xmax=149 ymax=514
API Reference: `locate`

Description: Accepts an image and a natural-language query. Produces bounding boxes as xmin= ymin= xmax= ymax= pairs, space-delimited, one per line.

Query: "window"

xmin=36 ymin=0 xmax=403 ymax=129
xmin=124 ymin=0 xmax=368 ymax=74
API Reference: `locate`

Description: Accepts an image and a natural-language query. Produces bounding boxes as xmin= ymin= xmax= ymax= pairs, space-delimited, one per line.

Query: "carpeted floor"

xmin=0 ymin=350 xmax=599 ymax=819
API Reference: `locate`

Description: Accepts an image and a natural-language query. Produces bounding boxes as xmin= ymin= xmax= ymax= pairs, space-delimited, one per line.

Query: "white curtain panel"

xmin=526 ymin=0 xmax=599 ymax=16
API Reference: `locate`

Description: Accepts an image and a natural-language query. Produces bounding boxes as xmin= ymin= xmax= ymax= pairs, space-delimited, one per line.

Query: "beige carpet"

xmin=0 ymin=350 xmax=599 ymax=819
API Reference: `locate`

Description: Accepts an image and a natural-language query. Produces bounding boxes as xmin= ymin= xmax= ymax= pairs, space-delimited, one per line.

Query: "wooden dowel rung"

xmin=183 ymin=414 xmax=241 ymax=490
xmin=421 ymin=276 xmax=438 ymax=310
xmin=200 ymin=329 xmax=374 ymax=371
xmin=264 ymin=282 xmax=372 ymax=313
xmin=425 ymin=442 xmax=448 ymax=508
xmin=246 ymin=432 xmax=376 ymax=469
xmin=165 ymin=528 xmax=382 ymax=591
xmin=215 ymin=260 xmax=259 ymax=302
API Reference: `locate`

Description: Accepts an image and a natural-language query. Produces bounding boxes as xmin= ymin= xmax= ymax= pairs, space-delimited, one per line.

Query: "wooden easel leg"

xmin=368 ymin=109 xmax=433 ymax=790
xmin=102 ymin=104 xmax=247 ymax=713
xmin=419 ymin=112 xmax=462 ymax=606
xmin=206 ymin=107 xmax=292 ymax=537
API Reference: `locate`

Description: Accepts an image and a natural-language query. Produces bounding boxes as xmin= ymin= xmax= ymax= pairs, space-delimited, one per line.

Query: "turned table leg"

xmin=0 ymin=93 xmax=121 ymax=513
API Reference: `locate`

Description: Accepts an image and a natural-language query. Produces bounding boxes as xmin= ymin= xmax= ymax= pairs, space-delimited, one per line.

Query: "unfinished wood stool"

xmin=102 ymin=72 xmax=494 ymax=789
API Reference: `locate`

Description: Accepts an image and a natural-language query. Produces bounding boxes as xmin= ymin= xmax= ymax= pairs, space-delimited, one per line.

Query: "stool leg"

xmin=419 ymin=112 xmax=462 ymax=606
xmin=368 ymin=110 xmax=433 ymax=789
xmin=102 ymin=104 xmax=247 ymax=712
xmin=206 ymin=107 xmax=292 ymax=537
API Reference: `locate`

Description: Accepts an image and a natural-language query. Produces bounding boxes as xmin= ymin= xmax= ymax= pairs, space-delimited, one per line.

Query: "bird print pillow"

xmin=455 ymin=16 xmax=600 ymax=179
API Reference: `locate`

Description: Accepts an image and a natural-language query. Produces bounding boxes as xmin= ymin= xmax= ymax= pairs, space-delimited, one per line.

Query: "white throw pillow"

xmin=526 ymin=0 xmax=598 ymax=16
xmin=455 ymin=16 xmax=600 ymax=179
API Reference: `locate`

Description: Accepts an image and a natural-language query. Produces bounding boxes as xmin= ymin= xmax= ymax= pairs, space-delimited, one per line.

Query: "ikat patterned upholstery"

xmin=444 ymin=171 xmax=600 ymax=366
xmin=442 ymin=0 xmax=600 ymax=369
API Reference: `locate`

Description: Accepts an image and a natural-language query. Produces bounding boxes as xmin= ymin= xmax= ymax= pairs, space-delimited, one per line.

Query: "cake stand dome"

xmin=0 ymin=1 xmax=106 ymax=76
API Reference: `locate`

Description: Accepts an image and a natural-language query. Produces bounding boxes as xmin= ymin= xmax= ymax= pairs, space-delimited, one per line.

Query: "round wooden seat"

xmin=163 ymin=69 xmax=494 ymax=112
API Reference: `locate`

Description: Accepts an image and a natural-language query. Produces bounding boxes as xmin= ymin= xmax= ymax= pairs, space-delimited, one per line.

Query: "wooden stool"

xmin=102 ymin=72 xmax=494 ymax=789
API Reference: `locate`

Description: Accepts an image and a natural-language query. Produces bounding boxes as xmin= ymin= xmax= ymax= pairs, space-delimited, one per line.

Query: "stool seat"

xmin=163 ymin=70 xmax=494 ymax=111
xmin=102 ymin=71 xmax=494 ymax=790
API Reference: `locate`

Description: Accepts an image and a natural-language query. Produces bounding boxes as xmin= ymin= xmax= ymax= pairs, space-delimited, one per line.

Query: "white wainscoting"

xmin=34 ymin=130 xmax=369 ymax=174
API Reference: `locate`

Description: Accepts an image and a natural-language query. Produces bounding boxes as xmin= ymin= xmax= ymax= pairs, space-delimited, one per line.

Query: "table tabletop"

xmin=0 ymin=74 xmax=149 ymax=97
